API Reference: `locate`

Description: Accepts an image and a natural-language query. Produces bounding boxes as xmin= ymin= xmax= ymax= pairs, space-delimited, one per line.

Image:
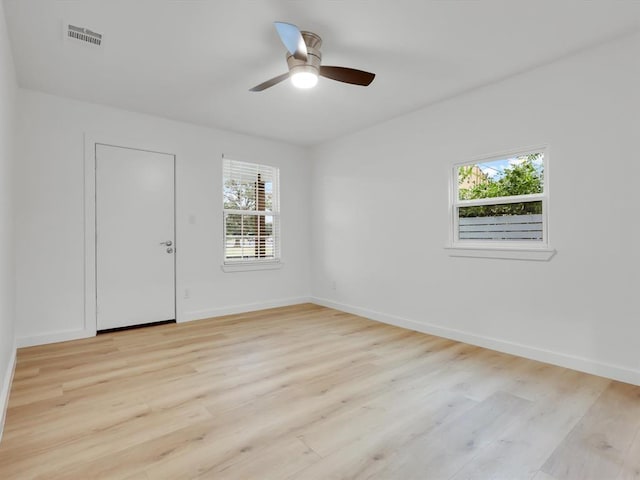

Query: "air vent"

xmin=66 ymin=24 xmax=102 ymax=47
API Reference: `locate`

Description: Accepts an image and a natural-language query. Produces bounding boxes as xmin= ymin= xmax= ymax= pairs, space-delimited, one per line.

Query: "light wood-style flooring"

xmin=0 ymin=304 xmax=639 ymax=479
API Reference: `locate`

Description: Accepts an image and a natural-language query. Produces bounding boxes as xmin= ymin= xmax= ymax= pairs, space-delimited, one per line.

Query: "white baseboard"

xmin=183 ymin=296 xmax=312 ymax=322
xmin=0 ymin=341 xmax=17 ymax=442
xmin=15 ymin=297 xmax=313 ymax=346
xmin=16 ymin=328 xmax=94 ymax=348
xmin=311 ymin=297 xmax=640 ymax=387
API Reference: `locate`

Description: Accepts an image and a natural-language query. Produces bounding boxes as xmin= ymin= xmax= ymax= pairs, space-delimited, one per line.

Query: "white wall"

xmin=311 ymin=33 xmax=640 ymax=385
xmin=15 ymin=90 xmax=311 ymax=345
xmin=0 ymin=0 xmax=17 ymax=435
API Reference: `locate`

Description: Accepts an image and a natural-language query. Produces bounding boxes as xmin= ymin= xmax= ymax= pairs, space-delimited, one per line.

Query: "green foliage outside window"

xmin=458 ymin=153 xmax=544 ymax=217
xmin=224 ymin=179 xmax=274 ymax=236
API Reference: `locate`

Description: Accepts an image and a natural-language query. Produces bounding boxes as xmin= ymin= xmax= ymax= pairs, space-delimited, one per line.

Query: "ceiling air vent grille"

xmin=66 ymin=24 xmax=102 ymax=46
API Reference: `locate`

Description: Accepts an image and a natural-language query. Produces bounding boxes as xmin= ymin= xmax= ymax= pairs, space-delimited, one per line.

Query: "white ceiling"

xmin=3 ymin=0 xmax=640 ymax=146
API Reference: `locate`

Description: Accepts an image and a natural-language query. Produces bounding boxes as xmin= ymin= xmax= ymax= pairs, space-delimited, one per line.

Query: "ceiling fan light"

xmin=291 ymin=71 xmax=318 ymax=89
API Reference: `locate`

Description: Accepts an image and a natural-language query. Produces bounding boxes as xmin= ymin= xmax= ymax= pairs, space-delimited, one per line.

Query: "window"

xmin=449 ymin=148 xmax=554 ymax=260
xmin=223 ymin=158 xmax=280 ymax=265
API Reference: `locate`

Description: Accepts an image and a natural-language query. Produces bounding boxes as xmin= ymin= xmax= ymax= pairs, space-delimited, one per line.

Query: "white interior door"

xmin=96 ymin=144 xmax=175 ymax=330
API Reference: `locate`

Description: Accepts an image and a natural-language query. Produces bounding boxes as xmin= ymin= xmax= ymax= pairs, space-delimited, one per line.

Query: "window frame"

xmin=222 ymin=157 xmax=281 ymax=270
xmin=447 ymin=146 xmax=555 ymax=261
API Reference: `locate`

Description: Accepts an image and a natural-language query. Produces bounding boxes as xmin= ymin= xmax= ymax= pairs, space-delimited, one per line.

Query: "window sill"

xmin=221 ymin=262 xmax=283 ymax=273
xmin=445 ymin=245 xmax=556 ymax=261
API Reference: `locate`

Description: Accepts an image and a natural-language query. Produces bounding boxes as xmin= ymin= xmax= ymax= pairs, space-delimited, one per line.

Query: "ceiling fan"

xmin=250 ymin=22 xmax=376 ymax=92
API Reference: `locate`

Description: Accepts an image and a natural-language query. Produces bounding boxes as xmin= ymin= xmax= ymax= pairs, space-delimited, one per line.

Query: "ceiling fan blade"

xmin=249 ymin=72 xmax=290 ymax=92
xmin=274 ymin=22 xmax=307 ymax=61
xmin=319 ymin=66 xmax=375 ymax=86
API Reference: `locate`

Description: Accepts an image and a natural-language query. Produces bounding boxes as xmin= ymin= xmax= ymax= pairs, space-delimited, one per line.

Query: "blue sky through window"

xmin=476 ymin=154 xmax=543 ymax=180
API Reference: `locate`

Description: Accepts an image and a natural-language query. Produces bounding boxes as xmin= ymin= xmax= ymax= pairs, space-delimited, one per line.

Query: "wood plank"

xmin=460 ymin=214 xmax=543 ymax=225
xmin=533 ymin=471 xmax=560 ymax=480
xmin=460 ymin=230 xmax=543 ymax=239
xmin=618 ymin=425 xmax=640 ymax=479
xmin=459 ymin=222 xmax=543 ymax=232
xmin=449 ymin=369 xmax=610 ymax=480
xmin=542 ymin=381 xmax=640 ymax=480
xmin=288 ymin=392 xmax=477 ymax=480
xmin=370 ymin=390 xmax=533 ymax=479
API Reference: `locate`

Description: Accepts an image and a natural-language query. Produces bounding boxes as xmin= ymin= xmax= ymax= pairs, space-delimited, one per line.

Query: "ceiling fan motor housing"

xmin=287 ymin=31 xmax=322 ymax=76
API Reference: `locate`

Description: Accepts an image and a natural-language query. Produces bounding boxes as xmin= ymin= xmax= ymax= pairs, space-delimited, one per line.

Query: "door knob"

xmin=160 ymin=240 xmax=173 ymax=246
xmin=167 ymin=247 xmax=174 ymax=253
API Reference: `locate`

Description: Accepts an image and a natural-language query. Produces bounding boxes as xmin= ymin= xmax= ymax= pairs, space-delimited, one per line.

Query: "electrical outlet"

xmin=331 ymin=281 xmax=337 ymax=291
xmin=184 ymin=288 xmax=190 ymax=299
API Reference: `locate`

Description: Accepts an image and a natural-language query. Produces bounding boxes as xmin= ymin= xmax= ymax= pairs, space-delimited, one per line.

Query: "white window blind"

xmin=223 ymin=158 xmax=280 ymax=264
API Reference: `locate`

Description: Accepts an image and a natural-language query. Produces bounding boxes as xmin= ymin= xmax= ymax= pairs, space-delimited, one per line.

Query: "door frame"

xmin=84 ymin=133 xmax=180 ymax=336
